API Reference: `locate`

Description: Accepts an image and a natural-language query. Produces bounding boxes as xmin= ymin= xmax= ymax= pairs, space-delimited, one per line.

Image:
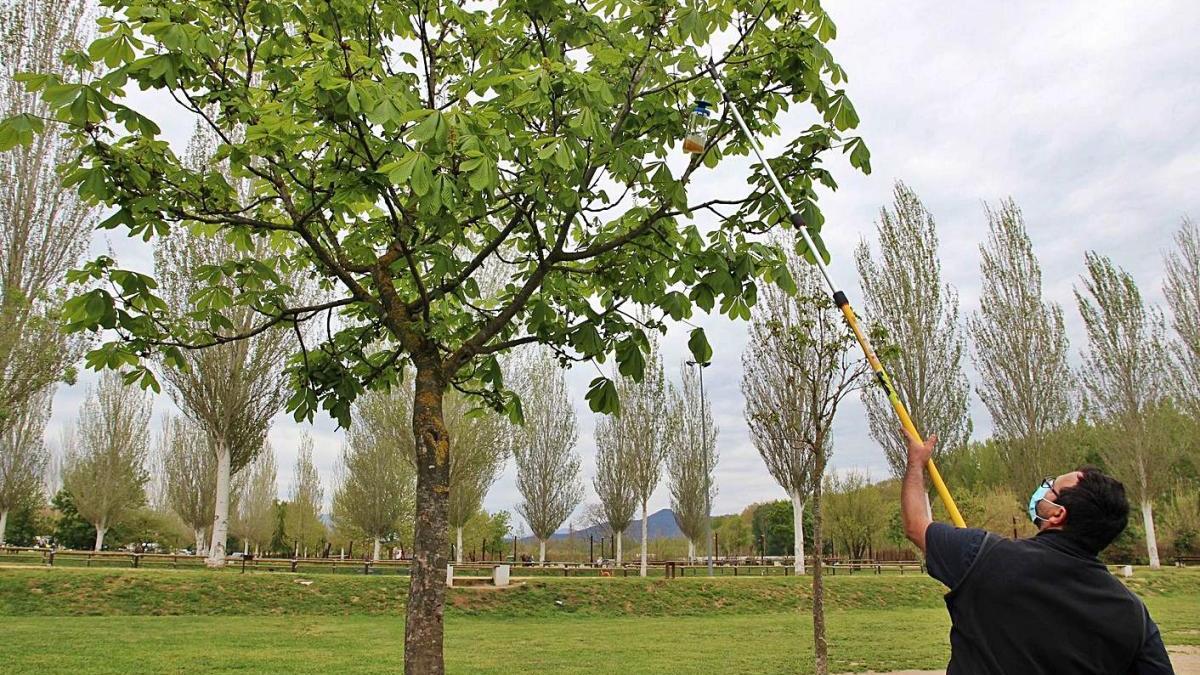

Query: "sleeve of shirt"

xmin=923 ymin=522 xmax=988 ymax=589
xmin=1130 ymin=607 xmax=1175 ymax=674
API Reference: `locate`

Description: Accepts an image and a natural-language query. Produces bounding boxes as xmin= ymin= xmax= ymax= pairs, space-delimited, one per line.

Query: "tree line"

xmin=740 ymin=181 xmax=1199 ymax=673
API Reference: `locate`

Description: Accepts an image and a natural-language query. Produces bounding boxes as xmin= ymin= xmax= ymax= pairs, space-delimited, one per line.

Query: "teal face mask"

xmin=1028 ymin=477 xmax=1059 ymax=523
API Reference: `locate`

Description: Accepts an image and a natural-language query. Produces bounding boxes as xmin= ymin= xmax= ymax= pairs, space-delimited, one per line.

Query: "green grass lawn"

xmin=1 ymin=567 xmax=1196 ymax=673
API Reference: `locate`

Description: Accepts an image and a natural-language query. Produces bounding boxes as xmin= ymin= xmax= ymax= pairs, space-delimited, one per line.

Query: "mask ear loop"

xmin=1032 ymin=498 xmax=1065 ymax=523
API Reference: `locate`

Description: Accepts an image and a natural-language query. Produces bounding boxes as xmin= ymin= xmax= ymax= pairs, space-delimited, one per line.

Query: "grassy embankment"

xmin=2 ymin=566 xmax=1196 ymax=673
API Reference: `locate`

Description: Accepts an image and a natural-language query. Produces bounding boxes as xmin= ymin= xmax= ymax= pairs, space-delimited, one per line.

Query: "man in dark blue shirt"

xmin=901 ymin=430 xmax=1174 ymax=674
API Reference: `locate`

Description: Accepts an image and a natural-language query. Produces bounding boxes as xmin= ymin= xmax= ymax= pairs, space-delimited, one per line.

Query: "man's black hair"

xmin=1055 ymin=465 xmax=1130 ymax=554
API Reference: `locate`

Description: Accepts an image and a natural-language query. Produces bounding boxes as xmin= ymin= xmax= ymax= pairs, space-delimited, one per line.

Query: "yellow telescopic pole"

xmin=706 ymin=61 xmax=966 ymax=527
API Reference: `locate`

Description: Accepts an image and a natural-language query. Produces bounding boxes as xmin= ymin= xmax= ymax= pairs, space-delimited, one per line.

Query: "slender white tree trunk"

xmin=0 ymin=509 xmax=8 ymax=545
xmin=640 ymin=500 xmax=649 ymax=577
xmin=538 ymin=539 xmax=546 ymax=563
xmin=193 ymin=529 xmax=206 ymax=555
xmin=687 ymin=539 xmax=695 ymax=562
xmin=94 ymin=526 xmax=107 ymax=552
xmin=243 ymin=540 xmax=249 ymax=555
xmin=373 ymin=537 xmax=382 ymax=562
xmin=791 ymin=491 xmax=806 ymax=575
xmin=1142 ymin=501 xmax=1161 ymax=569
xmin=206 ymin=443 xmax=232 ymax=567
xmin=254 ymin=544 xmax=259 ymax=557
xmin=616 ymin=534 xmax=622 ymax=563
xmin=455 ymin=526 xmax=463 ymax=564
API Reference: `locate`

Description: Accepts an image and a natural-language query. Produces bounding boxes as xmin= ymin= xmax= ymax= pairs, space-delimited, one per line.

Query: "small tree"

xmin=1164 ymin=217 xmax=1200 ymax=419
xmin=855 ymin=182 xmax=972 ymax=478
xmin=510 ymin=351 xmax=583 ymax=563
xmin=967 ymin=199 xmax=1075 ymax=498
xmin=1075 ymin=252 xmax=1172 ymax=568
xmin=592 ymin=421 xmax=637 ymax=563
xmin=334 ymin=403 xmax=416 ymax=562
xmin=746 ymin=257 xmax=867 ymax=675
xmin=234 ymin=444 xmax=277 ymax=556
xmin=0 ymin=0 xmax=92 ymax=433
xmin=159 ymin=415 xmax=216 ymax=554
xmin=284 ymin=433 xmax=325 ymax=556
xmin=667 ymin=363 xmax=718 ymax=562
xmin=0 ymin=392 xmax=50 ymax=543
xmin=61 ymin=372 xmax=150 ymax=550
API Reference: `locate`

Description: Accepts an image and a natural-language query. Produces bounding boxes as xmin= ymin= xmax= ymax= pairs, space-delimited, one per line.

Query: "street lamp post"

xmin=687 ymin=359 xmax=713 ymax=577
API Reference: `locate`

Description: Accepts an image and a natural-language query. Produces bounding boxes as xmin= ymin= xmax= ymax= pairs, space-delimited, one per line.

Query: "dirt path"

xmin=835 ymin=646 xmax=1200 ymax=675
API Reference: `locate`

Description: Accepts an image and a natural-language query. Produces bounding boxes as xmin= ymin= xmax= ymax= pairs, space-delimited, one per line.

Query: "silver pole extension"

xmin=705 ymin=61 xmax=838 ymax=296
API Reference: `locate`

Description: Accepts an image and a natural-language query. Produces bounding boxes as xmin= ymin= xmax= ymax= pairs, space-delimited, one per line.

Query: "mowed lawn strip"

xmin=4 ymin=566 xmax=1197 ymax=618
xmin=2 ymin=596 xmax=1196 ymax=675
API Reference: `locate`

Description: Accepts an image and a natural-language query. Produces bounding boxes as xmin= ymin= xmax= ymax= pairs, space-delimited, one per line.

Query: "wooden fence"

xmin=0 ymin=546 xmax=924 ymax=578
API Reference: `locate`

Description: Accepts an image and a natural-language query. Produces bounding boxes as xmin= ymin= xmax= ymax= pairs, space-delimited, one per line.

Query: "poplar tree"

xmin=1075 ymin=253 xmax=1172 ymax=568
xmin=1164 ymin=217 xmax=1200 ymax=419
xmin=602 ymin=340 xmax=673 ymax=577
xmin=667 ymin=363 xmax=718 ymax=562
xmin=61 ymin=372 xmax=151 ymax=550
xmin=233 ymin=444 xmax=277 ymax=556
xmin=334 ymin=403 xmax=415 ymax=562
xmin=511 ymin=351 xmax=583 ymax=563
xmin=967 ymin=199 xmax=1075 ymax=497
xmin=0 ymin=392 xmax=50 ymax=543
xmin=284 ymin=432 xmax=326 ymax=556
xmin=160 ymin=415 xmax=216 ymax=554
xmin=592 ymin=421 xmax=637 ymax=563
xmin=153 ymin=123 xmax=298 ymax=566
xmin=0 ymin=0 xmax=92 ymax=432
xmin=855 ymin=182 xmax=972 ymax=478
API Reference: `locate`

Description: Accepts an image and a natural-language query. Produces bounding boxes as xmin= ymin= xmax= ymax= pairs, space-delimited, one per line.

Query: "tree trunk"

xmin=243 ymin=540 xmax=249 ymax=555
xmin=94 ymin=525 xmax=107 ymax=552
xmin=455 ymin=526 xmax=463 ymax=564
xmin=194 ymin=529 xmax=206 ymax=555
xmin=1142 ymin=501 xmax=1161 ymax=569
xmin=639 ymin=500 xmax=649 ymax=577
xmin=791 ymin=490 xmax=806 ymax=575
xmin=616 ymin=534 xmax=622 ymax=563
xmin=373 ymin=537 xmax=382 ymax=562
xmin=206 ymin=442 xmax=232 ymax=568
xmin=0 ymin=509 xmax=7 ymax=545
xmin=538 ymin=539 xmax=546 ymax=563
xmin=687 ymin=539 xmax=695 ymax=563
xmin=812 ymin=475 xmax=828 ymax=675
xmin=404 ymin=357 xmax=451 ymax=675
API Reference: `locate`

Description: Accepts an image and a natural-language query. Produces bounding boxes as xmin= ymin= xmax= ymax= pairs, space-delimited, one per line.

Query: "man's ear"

xmin=1045 ymin=504 xmax=1067 ymax=529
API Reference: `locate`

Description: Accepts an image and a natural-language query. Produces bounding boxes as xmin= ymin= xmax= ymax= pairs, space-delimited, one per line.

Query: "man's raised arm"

xmin=901 ymin=430 xmax=938 ymax=553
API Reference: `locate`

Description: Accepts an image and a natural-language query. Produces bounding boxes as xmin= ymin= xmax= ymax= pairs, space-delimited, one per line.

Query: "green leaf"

xmin=846 ymin=137 xmax=871 ymax=174
xmin=585 ymin=376 xmax=620 ymax=415
xmin=615 ymin=338 xmax=646 ymax=379
xmin=409 ymin=110 xmax=445 ymax=144
xmin=571 ymin=324 xmax=604 ymax=356
xmin=826 ymin=92 xmax=859 ymax=131
xmin=660 ymin=291 xmax=691 ymax=321
xmin=687 ymin=328 xmax=713 ymax=364
xmin=0 ymin=113 xmax=45 ymax=151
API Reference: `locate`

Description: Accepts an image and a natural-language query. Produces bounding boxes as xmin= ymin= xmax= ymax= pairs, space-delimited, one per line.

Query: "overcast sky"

xmin=45 ymin=1 xmax=1199 ymax=533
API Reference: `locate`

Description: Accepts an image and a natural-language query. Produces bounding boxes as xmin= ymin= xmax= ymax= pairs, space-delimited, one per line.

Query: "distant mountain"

xmin=533 ymin=508 xmax=682 ymax=542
